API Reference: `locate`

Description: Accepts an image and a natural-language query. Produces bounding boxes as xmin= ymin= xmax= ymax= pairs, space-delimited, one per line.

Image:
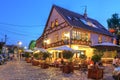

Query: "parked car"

xmin=0 ymin=55 xmax=5 ymax=65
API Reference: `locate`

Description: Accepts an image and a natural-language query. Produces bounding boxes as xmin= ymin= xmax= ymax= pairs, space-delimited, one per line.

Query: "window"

xmin=72 ymin=30 xmax=82 ymax=40
xmin=67 ymin=16 xmax=72 ymax=20
xmin=98 ymin=35 xmax=102 ymax=43
xmin=55 ymin=34 xmax=59 ymax=42
xmin=51 ymin=21 xmax=55 ymax=28
xmin=72 ymin=30 xmax=77 ymax=39
xmin=55 ymin=19 xmax=58 ymax=26
xmin=85 ymin=33 xmax=88 ymax=41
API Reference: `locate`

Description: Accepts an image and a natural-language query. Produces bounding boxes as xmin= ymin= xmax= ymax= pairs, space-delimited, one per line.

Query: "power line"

xmin=0 ymin=22 xmax=46 ymax=27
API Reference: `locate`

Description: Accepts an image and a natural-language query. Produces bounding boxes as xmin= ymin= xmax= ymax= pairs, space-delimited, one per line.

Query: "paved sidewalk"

xmin=0 ymin=59 xmax=114 ymax=80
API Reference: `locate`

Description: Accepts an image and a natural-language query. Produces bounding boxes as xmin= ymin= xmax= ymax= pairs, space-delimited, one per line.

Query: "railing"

xmin=44 ymin=39 xmax=92 ymax=49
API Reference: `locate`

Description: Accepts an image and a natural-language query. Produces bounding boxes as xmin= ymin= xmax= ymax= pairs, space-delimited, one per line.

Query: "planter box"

xmin=32 ymin=60 xmax=39 ymax=66
xmin=62 ymin=62 xmax=74 ymax=74
xmin=88 ymin=68 xmax=103 ymax=80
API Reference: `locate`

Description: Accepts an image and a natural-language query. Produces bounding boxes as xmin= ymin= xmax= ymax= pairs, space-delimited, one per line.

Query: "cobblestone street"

xmin=0 ymin=59 xmax=114 ymax=80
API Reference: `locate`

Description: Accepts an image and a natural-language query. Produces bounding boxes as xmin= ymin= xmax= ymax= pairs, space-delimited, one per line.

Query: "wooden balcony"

xmin=44 ymin=39 xmax=92 ymax=49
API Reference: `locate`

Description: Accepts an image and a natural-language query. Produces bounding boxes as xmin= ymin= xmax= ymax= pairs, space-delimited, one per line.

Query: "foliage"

xmin=107 ymin=13 xmax=120 ymax=30
xmin=33 ymin=53 xmax=40 ymax=59
xmin=91 ymin=54 xmax=101 ymax=63
xmin=93 ymin=49 xmax=104 ymax=57
xmin=42 ymin=52 xmax=50 ymax=60
xmin=28 ymin=40 xmax=36 ymax=50
xmin=91 ymin=49 xmax=104 ymax=63
xmin=62 ymin=50 xmax=74 ymax=59
xmin=24 ymin=52 xmax=30 ymax=58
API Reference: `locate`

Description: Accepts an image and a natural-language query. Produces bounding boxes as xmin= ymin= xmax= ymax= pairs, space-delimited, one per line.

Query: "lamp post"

xmin=17 ymin=41 xmax=22 ymax=60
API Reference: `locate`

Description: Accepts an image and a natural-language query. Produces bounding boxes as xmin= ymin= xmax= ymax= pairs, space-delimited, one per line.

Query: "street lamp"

xmin=18 ymin=41 xmax=22 ymax=47
xmin=17 ymin=41 xmax=22 ymax=60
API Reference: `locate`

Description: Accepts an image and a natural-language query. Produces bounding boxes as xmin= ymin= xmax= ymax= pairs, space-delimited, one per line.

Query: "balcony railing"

xmin=44 ymin=39 xmax=92 ymax=49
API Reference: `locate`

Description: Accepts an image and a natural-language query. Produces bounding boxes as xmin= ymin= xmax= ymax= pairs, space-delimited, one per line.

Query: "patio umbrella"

xmin=24 ymin=49 xmax=33 ymax=53
xmin=52 ymin=46 xmax=74 ymax=51
xmin=34 ymin=47 xmax=47 ymax=52
xmin=91 ymin=42 xmax=120 ymax=51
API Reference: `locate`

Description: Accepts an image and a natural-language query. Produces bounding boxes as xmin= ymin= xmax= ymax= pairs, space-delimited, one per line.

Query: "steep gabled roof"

xmin=53 ymin=5 xmax=113 ymax=36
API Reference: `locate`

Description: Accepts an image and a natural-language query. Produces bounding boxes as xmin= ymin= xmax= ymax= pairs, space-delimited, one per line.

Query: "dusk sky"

xmin=0 ymin=0 xmax=120 ymax=48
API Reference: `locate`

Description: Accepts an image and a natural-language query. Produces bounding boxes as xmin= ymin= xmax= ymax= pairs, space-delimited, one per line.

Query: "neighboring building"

xmin=0 ymin=42 xmax=5 ymax=50
xmin=36 ymin=5 xmax=114 ymax=60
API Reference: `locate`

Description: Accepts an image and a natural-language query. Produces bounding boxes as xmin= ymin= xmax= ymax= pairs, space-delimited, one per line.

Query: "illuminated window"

xmin=76 ymin=31 xmax=81 ymax=40
xmin=72 ymin=30 xmax=82 ymax=40
xmin=98 ymin=35 xmax=102 ymax=43
xmin=55 ymin=34 xmax=59 ymax=42
xmin=51 ymin=21 xmax=55 ymax=28
xmin=55 ymin=19 xmax=58 ymax=26
xmin=85 ymin=33 xmax=88 ymax=41
xmin=72 ymin=30 xmax=77 ymax=39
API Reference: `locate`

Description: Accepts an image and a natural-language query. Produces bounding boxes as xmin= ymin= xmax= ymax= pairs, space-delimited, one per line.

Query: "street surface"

xmin=0 ymin=58 xmax=114 ymax=80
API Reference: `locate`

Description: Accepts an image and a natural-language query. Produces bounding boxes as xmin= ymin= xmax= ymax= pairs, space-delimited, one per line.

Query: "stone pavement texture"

xmin=0 ymin=59 xmax=115 ymax=80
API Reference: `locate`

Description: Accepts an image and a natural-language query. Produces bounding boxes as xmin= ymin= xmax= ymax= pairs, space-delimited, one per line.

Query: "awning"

xmin=51 ymin=46 xmax=74 ymax=51
xmin=34 ymin=47 xmax=47 ymax=52
xmin=91 ymin=42 xmax=120 ymax=50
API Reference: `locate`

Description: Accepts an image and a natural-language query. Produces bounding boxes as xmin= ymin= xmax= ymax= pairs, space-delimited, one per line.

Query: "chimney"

xmin=84 ymin=6 xmax=87 ymax=19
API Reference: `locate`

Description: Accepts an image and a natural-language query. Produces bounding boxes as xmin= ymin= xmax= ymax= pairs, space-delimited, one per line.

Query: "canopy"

xmin=34 ymin=47 xmax=47 ymax=52
xmin=52 ymin=46 xmax=74 ymax=51
xmin=91 ymin=42 xmax=120 ymax=50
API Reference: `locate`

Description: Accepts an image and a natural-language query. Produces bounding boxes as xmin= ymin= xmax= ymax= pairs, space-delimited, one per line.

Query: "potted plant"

xmin=32 ymin=53 xmax=40 ymax=66
xmin=62 ymin=50 xmax=74 ymax=74
xmin=41 ymin=52 xmax=50 ymax=69
xmin=24 ymin=52 xmax=31 ymax=63
xmin=91 ymin=54 xmax=101 ymax=65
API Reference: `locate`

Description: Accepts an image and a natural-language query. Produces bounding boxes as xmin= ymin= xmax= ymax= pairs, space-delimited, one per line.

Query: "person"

xmin=113 ymin=56 xmax=118 ymax=67
xmin=61 ymin=58 xmax=64 ymax=65
xmin=87 ymin=57 xmax=91 ymax=65
xmin=54 ymin=58 xmax=59 ymax=67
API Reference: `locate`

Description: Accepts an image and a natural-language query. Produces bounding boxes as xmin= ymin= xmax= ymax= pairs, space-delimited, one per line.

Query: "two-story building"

xmin=36 ymin=5 xmax=114 ymax=60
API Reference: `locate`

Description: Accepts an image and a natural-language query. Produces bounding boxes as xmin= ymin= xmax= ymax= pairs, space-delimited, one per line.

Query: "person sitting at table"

xmin=113 ymin=56 xmax=118 ymax=67
xmin=61 ymin=58 xmax=65 ymax=65
xmin=54 ymin=58 xmax=59 ymax=67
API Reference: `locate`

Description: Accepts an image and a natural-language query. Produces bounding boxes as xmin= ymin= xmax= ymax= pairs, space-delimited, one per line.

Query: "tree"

xmin=107 ymin=13 xmax=120 ymax=29
xmin=107 ymin=13 xmax=120 ymax=45
xmin=28 ymin=40 xmax=36 ymax=50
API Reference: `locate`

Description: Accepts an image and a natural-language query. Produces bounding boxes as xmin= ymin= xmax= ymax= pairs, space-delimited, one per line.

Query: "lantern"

xmin=109 ymin=29 xmax=115 ymax=33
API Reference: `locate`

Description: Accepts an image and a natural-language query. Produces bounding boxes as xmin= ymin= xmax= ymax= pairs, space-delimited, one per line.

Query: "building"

xmin=36 ymin=5 xmax=114 ymax=60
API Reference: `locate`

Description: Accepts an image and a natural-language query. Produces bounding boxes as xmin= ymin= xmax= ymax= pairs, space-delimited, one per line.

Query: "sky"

xmin=0 ymin=0 xmax=120 ymax=48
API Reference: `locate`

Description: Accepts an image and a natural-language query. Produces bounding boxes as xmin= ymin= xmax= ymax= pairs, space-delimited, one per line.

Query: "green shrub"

xmin=91 ymin=54 xmax=101 ymax=63
xmin=62 ymin=50 xmax=74 ymax=59
xmin=42 ymin=52 xmax=50 ymax=60
xmin=24 ymin=52 xmax=30 ymax=58
xmin=33 ymin=53 xmax=40 ymax=59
